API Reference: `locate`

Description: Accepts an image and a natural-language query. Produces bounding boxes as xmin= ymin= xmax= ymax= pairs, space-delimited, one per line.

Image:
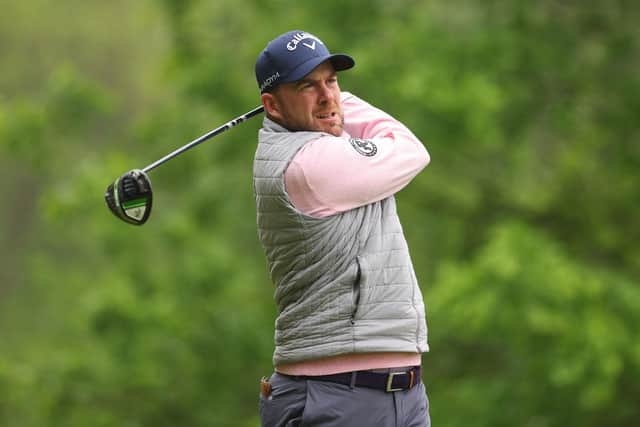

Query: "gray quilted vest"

xmin=253 ymin=117 xmax=428 ymax=366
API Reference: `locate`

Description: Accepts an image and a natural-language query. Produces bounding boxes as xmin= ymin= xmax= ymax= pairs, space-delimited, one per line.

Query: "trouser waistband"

xmin=281 ymin=366 xmax=421 ymax=393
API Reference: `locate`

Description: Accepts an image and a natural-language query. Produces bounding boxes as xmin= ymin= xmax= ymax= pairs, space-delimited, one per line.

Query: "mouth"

xmin=316 ymin=111 xmax=337 ymax=121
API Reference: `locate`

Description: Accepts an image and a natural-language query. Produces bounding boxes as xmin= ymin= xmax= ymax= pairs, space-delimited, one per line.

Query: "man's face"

xmin=266 ymin=61 xmax=344 ymax=137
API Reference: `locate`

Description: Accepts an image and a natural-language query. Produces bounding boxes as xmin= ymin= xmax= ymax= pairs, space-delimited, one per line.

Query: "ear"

xmin=261 ymin=92 xmax=284 ymax=122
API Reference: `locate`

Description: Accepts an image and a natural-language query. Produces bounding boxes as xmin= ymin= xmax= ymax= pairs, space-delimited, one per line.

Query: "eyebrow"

xmin=295 ymin=72 xmax=338 ymax=88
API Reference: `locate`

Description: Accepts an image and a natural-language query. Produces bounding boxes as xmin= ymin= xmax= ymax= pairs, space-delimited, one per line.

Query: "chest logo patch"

xmin=349 ymin=138 xmax=378 ymax=157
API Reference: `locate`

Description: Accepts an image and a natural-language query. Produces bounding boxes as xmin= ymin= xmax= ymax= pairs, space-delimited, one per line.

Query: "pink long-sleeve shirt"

xmin=284 ymin=92 xmax=430 ymax=218
xmin=277 ymin=92 xmax=430 ymax=376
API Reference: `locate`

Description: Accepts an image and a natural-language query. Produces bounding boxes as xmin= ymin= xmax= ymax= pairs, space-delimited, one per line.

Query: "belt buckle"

xmin=386 ymin=371 xmax=412 ymax=392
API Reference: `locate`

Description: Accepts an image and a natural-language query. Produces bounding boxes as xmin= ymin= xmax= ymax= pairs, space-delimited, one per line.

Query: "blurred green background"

xmin=1 ymin=1 xmax=639 ymax=426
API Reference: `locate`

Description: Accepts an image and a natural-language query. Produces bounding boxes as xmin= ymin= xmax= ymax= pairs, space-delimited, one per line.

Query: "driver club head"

xmin=105 ymin=169 xmax=153 ymax=225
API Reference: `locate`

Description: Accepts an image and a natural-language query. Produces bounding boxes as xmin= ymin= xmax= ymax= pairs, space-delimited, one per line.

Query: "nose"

xmin=317 ymin=82 xmax=335 ymax=104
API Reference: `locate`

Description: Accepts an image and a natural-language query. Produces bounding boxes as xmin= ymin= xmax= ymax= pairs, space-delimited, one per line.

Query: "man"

xmin=253 ymin=30 xmax=431 ymax=427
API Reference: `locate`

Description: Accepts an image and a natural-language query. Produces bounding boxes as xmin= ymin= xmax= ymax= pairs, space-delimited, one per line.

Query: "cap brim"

xmin=281 ymin=53 xmax=355 ymax=85
xmin=328 ymin=54 xmax=355 ymax=72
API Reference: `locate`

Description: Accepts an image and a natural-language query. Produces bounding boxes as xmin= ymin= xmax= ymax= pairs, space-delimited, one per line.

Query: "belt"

xmin=290 ymin=366 xmax=421 ymax=393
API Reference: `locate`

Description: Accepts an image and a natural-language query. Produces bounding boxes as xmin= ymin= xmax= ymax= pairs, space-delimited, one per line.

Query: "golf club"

xmin=105 ymin=105 xmax=264 ymax=225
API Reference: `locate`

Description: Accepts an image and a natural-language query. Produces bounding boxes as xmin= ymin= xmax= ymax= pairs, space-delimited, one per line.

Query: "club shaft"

xmin=142 ymin=105 xmax=264 ymax=173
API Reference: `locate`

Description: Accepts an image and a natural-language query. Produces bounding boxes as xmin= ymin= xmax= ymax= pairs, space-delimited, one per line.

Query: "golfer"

xmin=253 ymin=30 xmax=431 ymax=427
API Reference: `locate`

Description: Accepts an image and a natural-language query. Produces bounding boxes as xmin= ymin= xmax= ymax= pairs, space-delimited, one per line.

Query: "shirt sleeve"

xmin=284 ymin=92 xmax=430 ymax=218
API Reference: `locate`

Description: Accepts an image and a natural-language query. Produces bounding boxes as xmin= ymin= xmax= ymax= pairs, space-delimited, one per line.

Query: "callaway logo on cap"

xmin=255 ymin=30 xmax=355 ymax=93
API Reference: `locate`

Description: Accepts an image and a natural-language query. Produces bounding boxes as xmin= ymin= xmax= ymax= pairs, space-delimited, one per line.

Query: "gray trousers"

xmin=259 ymin=372 xmax=431 ymax=427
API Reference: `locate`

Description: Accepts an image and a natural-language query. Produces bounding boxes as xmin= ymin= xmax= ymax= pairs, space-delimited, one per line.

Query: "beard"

xmin=283 ymin=109 xmax=344 ymax=136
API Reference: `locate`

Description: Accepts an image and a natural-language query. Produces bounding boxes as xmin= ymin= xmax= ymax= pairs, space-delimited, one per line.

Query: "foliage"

xmin=1 ymin=0 xmax=638 ymax=426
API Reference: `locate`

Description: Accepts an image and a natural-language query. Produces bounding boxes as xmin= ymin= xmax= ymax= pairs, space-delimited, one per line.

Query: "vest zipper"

xmin=351 ymin=257 xmax=363 ymax=324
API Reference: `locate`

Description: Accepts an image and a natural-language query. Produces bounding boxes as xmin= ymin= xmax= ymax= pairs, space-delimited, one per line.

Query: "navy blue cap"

xmin=255 ymin=30 xmax=355 ymax=93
